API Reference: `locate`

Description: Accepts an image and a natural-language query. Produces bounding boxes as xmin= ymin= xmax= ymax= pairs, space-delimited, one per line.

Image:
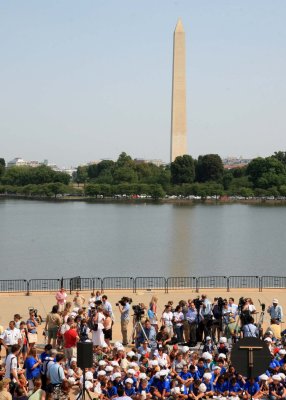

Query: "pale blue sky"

xmin=1 ymin=1 xmax=286 ymax=166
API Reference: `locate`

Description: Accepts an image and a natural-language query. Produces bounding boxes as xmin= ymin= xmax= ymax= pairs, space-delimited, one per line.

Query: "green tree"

xmin=149 ymin=184 xmax=165 ymax=200
xmin=239 ymin=187 xmax=254 ymax=198
xmin=171 ymin=155 xmax=195 ymax=185
xmin=74 ymin=166 xmax=88 ymax=184
xmin=196 ymin=154 xmax=224 ymax=182
xmin=0 ymin=158 xmax=5 ymax=177
xmin=85 ymin=184 xmax=101 ymax=196
xmin=273 ymin=151 xmax=286 ymax=165
xmin=246 ymin=157 xmax=285 ymax=188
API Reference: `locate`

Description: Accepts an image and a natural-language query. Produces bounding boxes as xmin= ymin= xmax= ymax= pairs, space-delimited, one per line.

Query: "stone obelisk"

xmin=170 ymin=18 xmax=187 ymax=163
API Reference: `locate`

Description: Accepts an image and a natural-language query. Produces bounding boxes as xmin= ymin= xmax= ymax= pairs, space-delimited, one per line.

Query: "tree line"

xmin=1 ymin=151 xmax=286 ymax=199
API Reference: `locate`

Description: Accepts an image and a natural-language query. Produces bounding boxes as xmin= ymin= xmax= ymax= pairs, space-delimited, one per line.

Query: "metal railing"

xmin=0 ymin=275 xmax=285 ymax=294
xmin=166 ymin=277 xmax=196 ymax=293
xmin=102 ymin=277 xmax=134 ymax=291
xmin=0 ymin=280 xmax=28 ymax=293
xmin=197 ymin=276 xmax=228 ymax=291
xmin=228 ymin=276 xmax=260 ymax=290
xmin=135 ymin=277 xmax=167 ymax=293
xmin=28 ymin=279 xmax=61 ymax=292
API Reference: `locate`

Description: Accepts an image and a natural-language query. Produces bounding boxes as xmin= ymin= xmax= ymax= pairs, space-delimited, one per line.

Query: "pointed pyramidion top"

xmin=175 ymin=18 xmax=184 ymax=33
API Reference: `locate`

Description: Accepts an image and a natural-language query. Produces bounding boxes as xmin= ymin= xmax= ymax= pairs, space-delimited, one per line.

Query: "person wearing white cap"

xmin=249 ymin=374 xmax=268 ymax=399
xmin=124 ymin=378 xmax=136 ymax=397
xmin=202 ymin=372 xmax=214 ymax=397
xmin=267 ymin=299 xmax=283 ymax=324
xmin=269 ymin=374 xmax=286 ymax=400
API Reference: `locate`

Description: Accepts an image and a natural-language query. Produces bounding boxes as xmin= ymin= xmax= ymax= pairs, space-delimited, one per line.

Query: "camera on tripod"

xmin=132 ymin=304 xmax=145 ymax=320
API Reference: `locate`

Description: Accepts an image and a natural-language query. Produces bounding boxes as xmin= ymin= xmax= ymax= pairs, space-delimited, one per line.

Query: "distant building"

xmin=223 ymin=157 xmax=252 ymax=170
xmin=7 ymin=157 xmax=28 ymax=168
xmin=134 ymin=158 xmax=165 ymax=167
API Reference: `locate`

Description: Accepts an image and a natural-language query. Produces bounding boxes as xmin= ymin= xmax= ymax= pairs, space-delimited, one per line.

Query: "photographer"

xmin=267 ymin=299 xmax=283 ymax=324
xmin=117 ymin=297 xmax=130 ymax=346
xmin=212 ymin=298 xmax=223 ymax=343
xmin=198 ymin=294 xmax=212 ymax=342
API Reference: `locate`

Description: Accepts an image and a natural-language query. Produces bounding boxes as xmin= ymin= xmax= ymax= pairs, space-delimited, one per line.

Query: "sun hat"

xmin=199 ymin=383 xmax=207 ymax=393
xmin=85 ymin=371 xmax=94 ymax=380
xmin=97 ymin=371 xmax=106 ymax=376
xmin=203 ymin=373 xmax=212 ymax=380
xmin=125 ymin=378 xmax=133 ymax=384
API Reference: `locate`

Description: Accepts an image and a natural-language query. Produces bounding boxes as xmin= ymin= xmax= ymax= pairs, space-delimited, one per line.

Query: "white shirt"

xmin=0 ymin=328 xmax=21 ymax=345
xmin=5 ymin=353 xmax=18 ymax=379
xmin=162 ymin=312 xmax=173 ymax=326
xmin=228 ymin=303 xmax=238 ymax=317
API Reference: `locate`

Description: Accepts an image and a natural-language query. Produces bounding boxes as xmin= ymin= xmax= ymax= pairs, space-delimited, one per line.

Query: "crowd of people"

xmin=0 ymin=290 xmax=286 ymax=400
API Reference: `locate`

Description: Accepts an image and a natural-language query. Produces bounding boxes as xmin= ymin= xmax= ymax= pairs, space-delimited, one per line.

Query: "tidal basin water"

xmin=1 ymin=199 xmax=285 ymax=279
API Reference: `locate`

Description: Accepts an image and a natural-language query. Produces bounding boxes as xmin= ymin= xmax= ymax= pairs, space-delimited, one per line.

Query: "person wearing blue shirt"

xmin=24 ymin=348 xmax=42 ymax=385
xmin=124 ymin=379 xmax=136 ymax=397
xmin=196 ymin=358 xmax=205 ymax=378
xmin=178 ymin=365 xmax=193 ymax=386
xmin=107 ymin=381 xmax=118 ymax=398
xmin=214 ymin=376 xmax=228 ymax=396
xmin=244 ymin=378 xmax=260 ymax=397
xmin=117 ymin=298 xmax=130 ymax=346
xmin=228 ymin=377 xmax=243 ymax=397
xmin=189 ymin=365 xmax=199 ymax=381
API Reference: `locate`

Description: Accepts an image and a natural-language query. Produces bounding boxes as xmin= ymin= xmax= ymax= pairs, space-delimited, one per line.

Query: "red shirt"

xmin=64 ymin=329 xmax=78 ymax=348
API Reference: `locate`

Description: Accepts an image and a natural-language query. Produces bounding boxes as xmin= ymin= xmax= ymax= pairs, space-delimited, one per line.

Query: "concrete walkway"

xmin=0 ymin=288 xmax=285 ymax=351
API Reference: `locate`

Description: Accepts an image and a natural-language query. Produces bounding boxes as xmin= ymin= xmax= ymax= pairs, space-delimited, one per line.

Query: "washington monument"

xmin=170 ymin=19 xmax=187 ymax=163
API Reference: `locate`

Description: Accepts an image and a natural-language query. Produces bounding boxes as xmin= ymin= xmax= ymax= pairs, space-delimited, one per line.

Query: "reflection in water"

xmin=168 ymin=205 xmax=193 ymax=276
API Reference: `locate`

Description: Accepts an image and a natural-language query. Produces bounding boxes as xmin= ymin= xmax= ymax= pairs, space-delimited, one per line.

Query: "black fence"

xmin=1 ymin=276 xmax=286 ymax=294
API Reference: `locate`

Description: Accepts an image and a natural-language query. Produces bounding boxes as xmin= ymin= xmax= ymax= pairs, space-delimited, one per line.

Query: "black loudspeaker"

xmin=77 ymin=342 xmax=93 ymax=369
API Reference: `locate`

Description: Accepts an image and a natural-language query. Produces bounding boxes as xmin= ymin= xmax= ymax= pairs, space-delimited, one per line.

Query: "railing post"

xmin=26 ymin=280 xmax=30 ymax=296
xmin=60 ymin=277 xmax=64 ymax=289
xmin=70 ymin=279 xmax=72 ymax=294
xmin=259 ymin=276 xmax=262 ymax=292
xmin=133 ymin=278 xmax=136 ymax=294
xmin=227 ymin=277 xmax=230 ymax=292
xmin=166 ymin=278 xmax=169 ymax=294
xmin=196 ymin=278 xmax=199 ymax=293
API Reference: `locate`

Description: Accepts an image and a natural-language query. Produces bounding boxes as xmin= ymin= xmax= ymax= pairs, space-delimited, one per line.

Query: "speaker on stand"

xmin=76 ymin=342 xmax=93 ymax=400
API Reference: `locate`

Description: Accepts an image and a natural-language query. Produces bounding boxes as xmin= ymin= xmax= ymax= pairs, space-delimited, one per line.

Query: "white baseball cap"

xmin=125 ymin=378 xmax=133 ymax=384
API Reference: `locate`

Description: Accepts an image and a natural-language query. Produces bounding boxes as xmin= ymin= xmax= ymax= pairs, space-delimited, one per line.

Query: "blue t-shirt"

xmin=197 ymin=366 xmax=205 ymax=378
xmin=244 ymin=382 xmax=260 ymax=396
xmin=107 ymin=386 xmax=118 ymax=397
xmin=153 ymin=379 xmax=171 ymax=394
xmin=229 ymin=383 xmax=242 ymax=393
xmin=25 ymin=357 xmax=41 ymax=380
xmin=215 ymin=382 xmax=228 ymax=393
xmin=125 ymin=387 xmax=136 ymax=396
xmin=179 ymin=372 xmax=192 ymax=380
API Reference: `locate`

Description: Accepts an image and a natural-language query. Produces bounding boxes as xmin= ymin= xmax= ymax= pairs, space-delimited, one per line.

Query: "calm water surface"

xmin=0 ymin=199 xmax=285 ymax=279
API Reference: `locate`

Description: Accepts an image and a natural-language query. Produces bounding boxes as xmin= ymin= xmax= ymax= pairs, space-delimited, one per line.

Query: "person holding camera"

xmin=267 ymin=299 xmax=283 ymax=325
xmin=137 ymin=320 xmax=157 ymax=353
xmin=117 ymin=297 xmax=130 ymax=346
